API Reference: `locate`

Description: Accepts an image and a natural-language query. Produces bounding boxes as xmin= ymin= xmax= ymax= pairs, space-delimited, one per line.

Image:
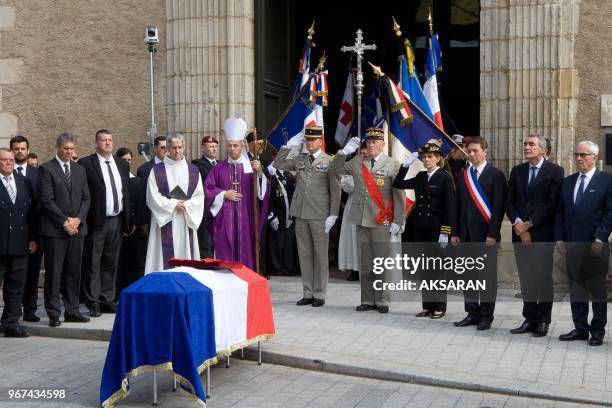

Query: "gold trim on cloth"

xmin=215 ymin=334 xmax=276 ymax=357
xmin=101 ymin=335 xmax=275 ymax=408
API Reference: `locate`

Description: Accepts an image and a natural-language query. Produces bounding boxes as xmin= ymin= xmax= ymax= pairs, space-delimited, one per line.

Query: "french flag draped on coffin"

xmin=100 ymin=260 xmax=275 ymax=408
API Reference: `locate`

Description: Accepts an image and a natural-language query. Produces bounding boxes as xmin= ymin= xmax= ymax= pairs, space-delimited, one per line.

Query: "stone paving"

xmin=6 ymin=275 xmax=612 ymax=405
xmin=0 ymin=337 xmax=602 ymax=408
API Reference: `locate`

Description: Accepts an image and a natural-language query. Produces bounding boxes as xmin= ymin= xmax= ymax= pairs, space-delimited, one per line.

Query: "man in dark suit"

xmin=506 ymin=134 xmax=564 ymax=337
xmin=10 ymin=135 xmax=43 ymax=322
xmin=451 ymin=136 xmax=507 ymax=330
xmin=115 ymin=147 xmax=148 ymax=297
xmin=555 ymin=141 xmax=612 ymax=346
xmin=136 ymin=135 xmax=167 ymax=181
xmin=0 ymin=148 xmax=37 ymax=337
xmin=192 ymin=135 xmax=218 ymax=258
xmin=79 ymin=130 xmax=130 ymax=316
xmin=39 ymin=132 xmax=91 ymax=327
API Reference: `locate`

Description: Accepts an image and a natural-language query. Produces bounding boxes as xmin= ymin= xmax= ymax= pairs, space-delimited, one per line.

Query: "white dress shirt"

xmin=573 ymin=166 xmax=596 ymax=203
xmin=97 ymin=154 xmax=124 ymax=216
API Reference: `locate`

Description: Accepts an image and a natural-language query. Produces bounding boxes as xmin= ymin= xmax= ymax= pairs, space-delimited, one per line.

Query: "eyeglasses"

xmin=573 ymin=153 xmax=595 ymax=158
xmin=0 ymin=158 xmax=15 ymax=163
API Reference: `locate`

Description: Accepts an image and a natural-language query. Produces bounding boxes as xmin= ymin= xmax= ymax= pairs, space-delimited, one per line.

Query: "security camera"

xmin=145 ymin=26 xmax=159 ymax=44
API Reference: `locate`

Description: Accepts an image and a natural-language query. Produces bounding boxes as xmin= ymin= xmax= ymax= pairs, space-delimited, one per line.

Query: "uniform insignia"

xmin=315 ymin=164 xmax=328 ymax=171
xmin=376 ymin=178 xmax=385 ymax=187
xmin=375 ymin=170 xmax=387 ymax=177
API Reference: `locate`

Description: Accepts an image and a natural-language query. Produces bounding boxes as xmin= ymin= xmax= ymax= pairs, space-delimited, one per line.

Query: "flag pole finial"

xmin=368 ymin=62 xmax=385 ymax=78
xmin=316 ymin=51 xmax=327 ymax=72
xmin=307 ymin=20 xmax=315 ymax=40
xmin=428 ymin=8 xmax=433 ymax=35
xmin=392 ymin=16 xmax=401 ymax=37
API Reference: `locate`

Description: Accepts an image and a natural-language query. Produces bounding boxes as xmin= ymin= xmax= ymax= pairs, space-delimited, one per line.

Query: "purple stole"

xmin=153 ymin=162 xmax=200 ymax=269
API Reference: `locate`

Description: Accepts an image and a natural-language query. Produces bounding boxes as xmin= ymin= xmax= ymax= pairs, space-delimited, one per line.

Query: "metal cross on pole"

xmin=341 ymin=29 xmax=376 ymax=143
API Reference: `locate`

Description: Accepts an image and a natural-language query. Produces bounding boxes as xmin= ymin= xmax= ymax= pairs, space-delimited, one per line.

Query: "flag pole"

xmin=251 ymin=127 xmax=261 ymax=275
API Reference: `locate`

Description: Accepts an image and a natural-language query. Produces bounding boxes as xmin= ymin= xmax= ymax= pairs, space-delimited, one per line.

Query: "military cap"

xmin=304 ymin=126 xmax=323 ymax=139
xmin=418 ymin=142 xmax=442 ymax=155
xmin=201 ymin=135 xmax=218 ymax=145
xmin=365 ymin=127 xmax=384 ymax=140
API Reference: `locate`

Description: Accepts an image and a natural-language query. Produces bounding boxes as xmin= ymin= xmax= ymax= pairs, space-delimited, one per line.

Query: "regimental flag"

xmin=267 ymin=76 xmax=316 ymax=150
xmin=398 ymin=39 xmax=433 ymax=120
xmin=380 ymin=74 xmax=452 ymax=156
xmin=289 ymin=39 xmax=314 ymax=101
xmin=424 ymin=34 xmax=444 ymax=130
xmin=350 ymin=79 xmax=381 ymax=142
xmin=334 ymin=70 xmax=354 ymax=147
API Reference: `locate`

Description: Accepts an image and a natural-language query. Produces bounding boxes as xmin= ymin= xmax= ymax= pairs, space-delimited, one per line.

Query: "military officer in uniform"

xmin=273 ymin=126 xmax=341 ymax=307
xmin=329 ymin=128 xmax=406 ymax=313
xmin=393 ymin=142 xmax=457 ymax=318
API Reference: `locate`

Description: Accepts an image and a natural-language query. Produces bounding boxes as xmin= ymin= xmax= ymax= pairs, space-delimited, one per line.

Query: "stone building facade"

xmin=0 ymin=0 xmax=609 ymax=172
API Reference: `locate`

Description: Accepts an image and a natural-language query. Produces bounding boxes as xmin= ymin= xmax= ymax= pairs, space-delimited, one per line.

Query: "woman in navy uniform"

xmin=392 ymin=142 xmax=457 ymax=318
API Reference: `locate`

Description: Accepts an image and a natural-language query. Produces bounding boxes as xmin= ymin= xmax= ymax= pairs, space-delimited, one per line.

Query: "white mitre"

xmin=224 ymin=117 xmax=247 ymax=141
xmin=223 ymin=116 xmax=253 ymax=173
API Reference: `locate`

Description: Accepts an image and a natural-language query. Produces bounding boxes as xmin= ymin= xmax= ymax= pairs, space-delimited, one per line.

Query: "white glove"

xmin=267 ymin=163 xmax=277 ymax=175
xmin=389 ymin=223 xmax=401 ymax=235
xmin=402 ymin=152 xmax=419 ymax=168
xmin=285 ymin=132 xmax=304 ymax=149
xmin=339 ymin=137 xmax=360 ymax=156
xmin=270 ymin=217 xmax=280 ymax=231
xmin=324 ymin=215 xmax=338 ymax=234
xmin=438 ymin=233 xmax=449 ymax=248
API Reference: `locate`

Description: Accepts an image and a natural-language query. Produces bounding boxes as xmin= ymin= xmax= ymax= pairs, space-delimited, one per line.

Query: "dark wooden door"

xmin=255 ymin=0 xmax=296 ymax=135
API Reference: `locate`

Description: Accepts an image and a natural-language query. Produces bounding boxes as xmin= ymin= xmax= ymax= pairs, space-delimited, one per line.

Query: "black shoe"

xmin=100 ymin=302 xmax=117 ymax=314
xmin=356 ymin=304 xmax=377 ymax=312
xmin=88 ymin=303 xmax=101 ymax=318
xmin=477 ymin=320 xmax=492 ymax=331
xmin=533 ymin=322 xmax=549 ymax=337
xmin=559 ymin=329 xmax=588 ymax=341
xmin=311 ymin=299 xmax=325 ymax=307
xmin=454 ymin=315 xmax=479 ymax=327
xmin=377 ymin=305 xmax=389 ymax=314
xmin=4 ymin=326 xmax=29 ymax=338
xmin=49 ymin=317 xmax=61 ymax=327
xmin=346 ymin=271 xmax=359 ymax=281
xmin=415 ymin=310 xmax=432 ymax=317
xmin=23 ymin=313 xmax=40 ymax=323
xmin=510 ymin=320 xmax=535 ymax=334
xmin=296 ymin=298 xmax=314 ymax=306
xmin=64 ymin=313 xmax=90 ymax=323
xmin=588 ymin=336 xmax=603 ymax=346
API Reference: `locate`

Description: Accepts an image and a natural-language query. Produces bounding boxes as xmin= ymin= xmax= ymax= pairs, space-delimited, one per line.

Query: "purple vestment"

xmin=204 ymin=160 xmax=270 ymax=270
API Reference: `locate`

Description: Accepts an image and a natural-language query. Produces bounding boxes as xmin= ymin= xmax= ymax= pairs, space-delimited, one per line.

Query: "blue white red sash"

xmin=463 ymin=167 xmax=491 ymax=223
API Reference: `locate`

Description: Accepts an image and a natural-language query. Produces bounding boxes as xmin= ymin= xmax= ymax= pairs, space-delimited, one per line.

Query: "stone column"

xmin=0 ymin=4 xmax=22 ymax=147
xmin=165 ymin=0 xmax=255 ymax=159
xmin=481 ymin=0 xmax=580 ymax=174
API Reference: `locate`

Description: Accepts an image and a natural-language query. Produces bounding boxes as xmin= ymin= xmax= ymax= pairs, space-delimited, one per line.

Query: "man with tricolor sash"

xmin=330 ymin=128 xmax=406 ymax=313
xmin=451 ymin=136 xmax=507 ymax=330
xmin=273 ymin=125 xmax=341 ymax=307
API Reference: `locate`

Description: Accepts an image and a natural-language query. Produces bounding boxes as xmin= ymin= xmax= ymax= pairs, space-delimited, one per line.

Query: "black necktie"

xmin=16 ymin=166 xmax=23 ymax=175
xmin=575 ymin=174 xmax=586 ymax=206
xmin=211 ymin=160 xmax=217 ymax=166
xmin=370 ymin=158 xmax=376 ymax=169
xmin=64 ymin=163 xmax=71 ymax=186
xmin=309 ymin=154 xmax=315 ymax=164
xmin=105 ymin=161 xmax=120 ymax=214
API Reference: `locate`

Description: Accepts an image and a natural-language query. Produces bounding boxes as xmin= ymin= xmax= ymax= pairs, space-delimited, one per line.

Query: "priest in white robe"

xmin=145 ymin=134 xmax=205 ymax=273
